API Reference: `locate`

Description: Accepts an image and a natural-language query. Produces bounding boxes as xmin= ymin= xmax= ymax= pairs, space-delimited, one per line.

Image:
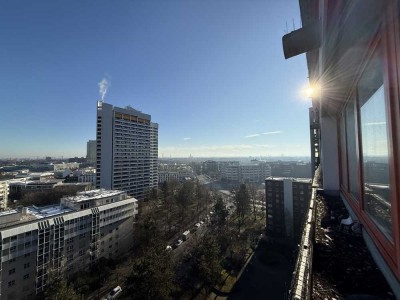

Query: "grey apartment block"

xmin=96 ymin=101 xmax=158 ymax=200
xmin=0 ymin=189 xmax=138 ymax=300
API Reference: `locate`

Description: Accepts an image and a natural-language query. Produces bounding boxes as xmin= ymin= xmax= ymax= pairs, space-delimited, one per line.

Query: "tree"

xmin=126 ymin=242 xmax=175 ymax=300
xmin=44 ymin=276 xmax=80 ymax=300
xmin=176 ymin=181 xmax=194 ymax=222
xmin=213 ymin=196 xmax=228 ymax=228
xmin=194 ymin=234 xmax=223 ymax=298
xmin=134 ymin=216 xmax=162 ymax=251
xmin=161 ymin=181 xmax=170 ymax=204
xmin=248 ymin=184 xmax=258 ymax=221
xmin=234 ymin=184 xmax=251 ymax=232
xmin=257 ymin=189 xmax=266 ymax=220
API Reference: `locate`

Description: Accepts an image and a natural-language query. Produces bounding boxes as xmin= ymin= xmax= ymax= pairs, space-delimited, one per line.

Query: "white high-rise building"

xmin=96 ymin=101 xmax=158 ymax=200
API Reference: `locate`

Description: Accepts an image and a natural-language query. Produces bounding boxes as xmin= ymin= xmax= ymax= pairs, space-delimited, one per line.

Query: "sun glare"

xmin=305 ymin=87 xmax=314 ymax=98
xmin=301 ymin=83 xmax=320 ymax=99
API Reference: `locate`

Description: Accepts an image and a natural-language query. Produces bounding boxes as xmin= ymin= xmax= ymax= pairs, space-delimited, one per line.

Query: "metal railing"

xmin=288 ymin=166 xmax=320 ymax=300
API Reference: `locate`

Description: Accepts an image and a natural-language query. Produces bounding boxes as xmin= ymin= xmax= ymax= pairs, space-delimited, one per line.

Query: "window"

xmin=23 ymin=274 xmax=29 ymax=280
xmin=339 ymin=113 xmax=348 ymax=189
xmin=358 ymin=46 xmax=392 ymax=239
xmin=24 ymin=263 xmax=30 ymax=269
xmin=346 ymin=99 xmax=359 ymax=199
xmin=8 ymin=280 xmax=15 ymax=287
xmin=9 ymin=268 xmax=15 ymax=275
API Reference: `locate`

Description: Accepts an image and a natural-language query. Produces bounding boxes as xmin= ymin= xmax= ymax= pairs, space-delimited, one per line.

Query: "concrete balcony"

xmin=289 ymin=167 xmax=394 ymax=300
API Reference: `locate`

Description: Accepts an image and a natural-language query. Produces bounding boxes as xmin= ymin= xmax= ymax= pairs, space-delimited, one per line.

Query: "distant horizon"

xmin=0 ymin=155 xmax=311 ymax=162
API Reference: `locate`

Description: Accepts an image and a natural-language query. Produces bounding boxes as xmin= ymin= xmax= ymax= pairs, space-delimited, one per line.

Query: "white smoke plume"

xmin=98 ymin=78 xmax=110 ymax=101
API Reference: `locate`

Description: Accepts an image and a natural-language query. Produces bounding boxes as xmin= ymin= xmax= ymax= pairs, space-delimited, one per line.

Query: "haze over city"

xmin=0 ymin=0 xmax=310 ymax=159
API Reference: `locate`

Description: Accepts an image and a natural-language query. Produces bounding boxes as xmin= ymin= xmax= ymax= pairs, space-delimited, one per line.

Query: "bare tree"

xmin=234 ymin=184 xmax=250 ymax=233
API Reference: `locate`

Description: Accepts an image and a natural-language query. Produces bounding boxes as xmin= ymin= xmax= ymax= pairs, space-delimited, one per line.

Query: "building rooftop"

xmin=61 ymin=189 xmax=125 ymax=203
xmin=266 ymin=176 xmax=312 ymax=183
xmin=27 ymin=205 xmax=75 ymax=219
xmin=9 ymin=180 xmax=59 ymax=186
xmin=0 ymin=209 xmax=19 ymax=217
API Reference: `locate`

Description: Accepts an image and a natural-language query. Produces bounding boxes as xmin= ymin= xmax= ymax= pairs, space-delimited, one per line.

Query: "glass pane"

xmin=358 ymin=48 xmax=392 ymax=239
xmin=339 ymin=114 xmax=348 ymax=189
xmin=346 ymin=101 xmax=359 ymax=199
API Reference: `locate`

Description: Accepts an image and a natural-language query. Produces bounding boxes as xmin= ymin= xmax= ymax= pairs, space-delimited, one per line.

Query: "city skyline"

xmin=0 ymin=1 xmax=310 ymax=159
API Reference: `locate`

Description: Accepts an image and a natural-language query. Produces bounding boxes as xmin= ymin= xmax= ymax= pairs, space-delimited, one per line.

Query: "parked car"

xmin=174 ymin=239 xmax=183 ymax=247
xmin=182 ymin=230 xmax=190 ymax=241
xmin=107 ymin=286 xmax=122 ymax=299
xmin=166 ymin=245 xmax=172 ymax=251
xmin=195 ymin=222 xmax=201 ymax=228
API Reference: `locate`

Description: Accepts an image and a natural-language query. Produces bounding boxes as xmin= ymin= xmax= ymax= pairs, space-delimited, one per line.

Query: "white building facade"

xmin=0 ymin=189 xmax=138 ymax=300
xmin=0 ymin=181 xmax=8 ymax=210
xmin=221 ymin=162 xmax=272 ymax=183
xmin=96 ymin=101 xmax=158 ymax=200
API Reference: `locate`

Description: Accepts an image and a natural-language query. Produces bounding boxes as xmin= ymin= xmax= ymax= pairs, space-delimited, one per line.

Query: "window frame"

xmin=337 ymin=1 xmax=400 ymax=278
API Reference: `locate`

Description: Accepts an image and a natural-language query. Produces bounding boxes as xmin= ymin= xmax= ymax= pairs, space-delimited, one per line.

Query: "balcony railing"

xmin=289 ymin=167 xmax=320 ymax=300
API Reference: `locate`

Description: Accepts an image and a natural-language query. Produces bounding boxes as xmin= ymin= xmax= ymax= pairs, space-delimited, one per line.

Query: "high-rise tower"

xmin=96 ymin=101 xmax=158 ymax=200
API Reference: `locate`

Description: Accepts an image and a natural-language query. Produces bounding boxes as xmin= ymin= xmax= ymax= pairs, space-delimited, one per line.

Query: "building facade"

xmin=283 ymin=0 xmax=400 ymax=295
xmin=86 ymin=140 xmax=96 ymax=163
xmin=265 ymin=177 xmax=311 ymax=240
xmin=75 ymin=168 xmax=96 ymax=185
xmin=158 ymin=171 xmax=179 ymax=184
xmin=0 ymin=181 xmax=8 ymax=210
xmin=221 ymin=162 xmax=272 ymax=183
xmin=0 ymin=189 xmax=137 ymax=300
xmin=96 ymin=101 xmax=158 ymax=200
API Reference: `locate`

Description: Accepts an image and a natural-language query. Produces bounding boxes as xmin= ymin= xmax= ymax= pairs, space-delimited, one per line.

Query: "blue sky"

xmin=0 ymin=0 xmax=310 ymax=159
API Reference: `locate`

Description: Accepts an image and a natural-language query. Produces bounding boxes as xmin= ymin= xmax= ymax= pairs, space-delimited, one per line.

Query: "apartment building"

xmin=283 ymin=0 xmax=400 ymax=296
xmin=9 ymin=180 xmax=60 ymax=195
xmin=158 ymin=171 xmax=179 ymax=183
xmin=221 ymin=162 xmax=272 ymax=183
xmin=150 ymin=123 xmax=159 ymax=189
xmin=53 ymin=163 xmax=80 ymax=172
xmin=0 ymin=181 xmax=8 ymax=210
xmin=86 ymin=140 xmax=96 ymax=163
xmin=265 ymin=177 xmax=311 ymax=240
xmin=75 ymin=168 xmax=96 ymax=185
xmin=0 ymin=189 xmax=138 ymax=300
xmin=96 ymin=101 xmax=158 ymax=200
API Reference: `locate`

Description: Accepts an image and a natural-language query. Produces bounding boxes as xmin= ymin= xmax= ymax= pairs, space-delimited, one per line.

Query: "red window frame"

xmin=337 ymin=1 xmax=400 ymax=279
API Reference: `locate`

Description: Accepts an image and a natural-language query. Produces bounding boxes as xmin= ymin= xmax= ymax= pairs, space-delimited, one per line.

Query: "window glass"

xmin=346 ymin=101 xmax=359 ymax=199
xmin=358 ymin=46 xmax=392 ymax=239
xmin=339 ymin=113 xmax=348 ymax=189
